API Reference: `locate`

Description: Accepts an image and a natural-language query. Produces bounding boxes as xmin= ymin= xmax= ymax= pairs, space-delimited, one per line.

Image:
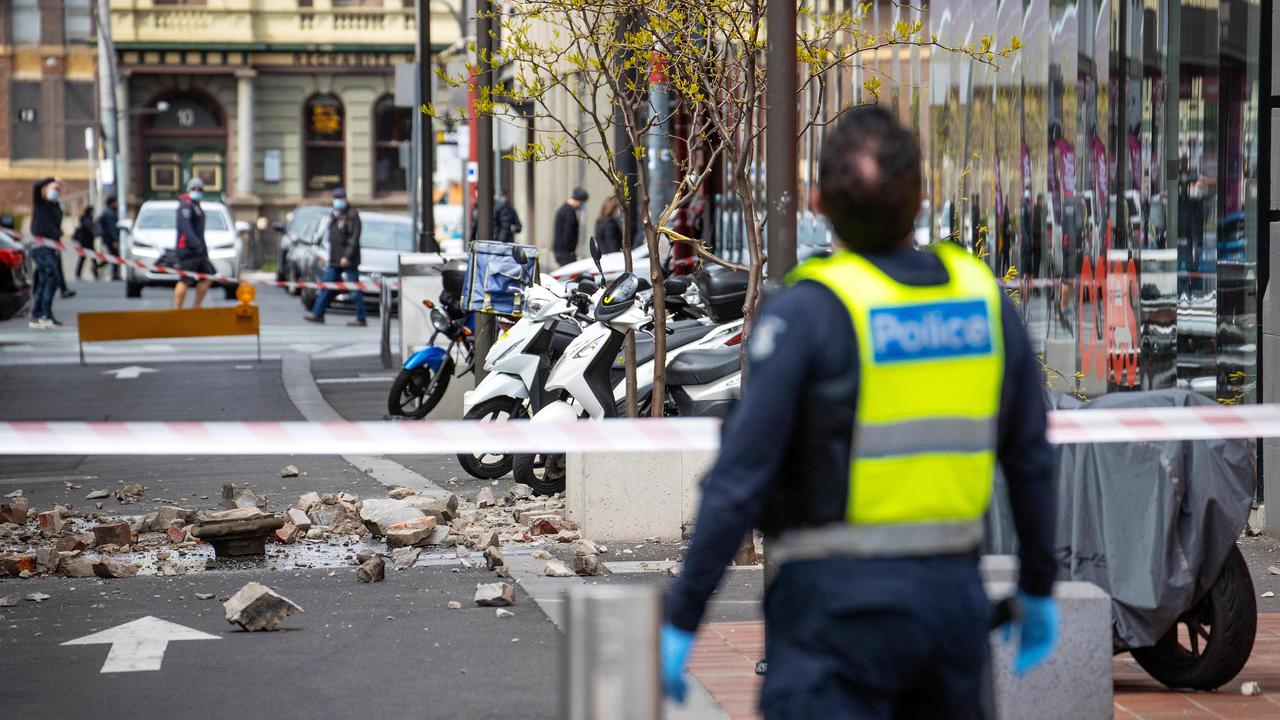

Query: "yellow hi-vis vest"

xmin=774 ymin=242 xmax=1004 ymax=560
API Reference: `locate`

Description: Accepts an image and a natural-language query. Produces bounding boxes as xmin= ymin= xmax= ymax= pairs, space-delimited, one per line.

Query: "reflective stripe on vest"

xmin=782 ymin=242 xmax=1004 ymax=556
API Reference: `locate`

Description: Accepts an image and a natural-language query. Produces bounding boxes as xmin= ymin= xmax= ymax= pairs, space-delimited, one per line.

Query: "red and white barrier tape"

xmin=0 ymin=404 xmax=1278 ymax=455
xmin=0 ymin=418 xmax=722 ymax=455
xmin=31 ymin=236 xmax=396 ymax=292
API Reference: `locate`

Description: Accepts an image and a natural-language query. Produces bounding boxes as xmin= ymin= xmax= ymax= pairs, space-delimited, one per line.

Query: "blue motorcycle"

xmin=387 ymin=295 xmax=475 ymax=419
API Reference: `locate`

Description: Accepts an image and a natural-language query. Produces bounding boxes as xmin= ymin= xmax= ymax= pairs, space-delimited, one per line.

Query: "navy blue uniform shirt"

xmin=666 ymin=247 xmax=1058 ymax=632
xmin=175 ymin=195 xmax=207 ymax=259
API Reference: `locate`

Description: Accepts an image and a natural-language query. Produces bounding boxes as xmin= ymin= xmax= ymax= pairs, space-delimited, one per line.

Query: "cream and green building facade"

xmin=108 ymin=0 xmax=460 ymax=223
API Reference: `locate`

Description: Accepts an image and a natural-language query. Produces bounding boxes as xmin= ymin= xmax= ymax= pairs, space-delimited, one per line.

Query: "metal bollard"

xmin=379 ymin=280 xmax=393 ymax=369
xmin=563 ymin=584 xmax=662 ymax=720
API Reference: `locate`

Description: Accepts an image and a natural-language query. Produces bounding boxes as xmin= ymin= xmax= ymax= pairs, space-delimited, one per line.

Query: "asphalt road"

xmin=0 ymin=281 xmax=720 ymax=719
xmin=1 ymin=566 xmax=560 ymax=719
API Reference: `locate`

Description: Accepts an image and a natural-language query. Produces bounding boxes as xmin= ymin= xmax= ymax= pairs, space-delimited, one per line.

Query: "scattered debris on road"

xmin=84 ymin=490 xmax=110 ymax=500
xmin=448 ymin=600 xmax=462 ymax=609
xmin=92 ymin=556 xmax=140 ymax=578
xmin=0 ymin=593 xmax=18 ymax=607
xmin=25 ymin=592 xmax=50 ymax=603
xmin=191 ymin=508 xmax=285 ymax=558
xmin=224 ymin=582 xmax=303 ymax=631
xmin=496 ymin=608 xmax=514 ymax=619
xmin=279 ymin=465 xmax=300 ymax=478
xmin=1241 ymin=681 xmax=1263 ymax=696
xmin=543 ymin=559 xmax=575 ymax=578
xmin=195 ymin=592 xmax=215 ymax=600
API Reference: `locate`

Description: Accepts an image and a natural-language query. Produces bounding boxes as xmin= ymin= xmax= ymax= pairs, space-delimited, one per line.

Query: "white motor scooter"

xmin=512 ymin=241 xmax=742 ymax=493
xmin=454 ymin=281 xmax=597 ymax=479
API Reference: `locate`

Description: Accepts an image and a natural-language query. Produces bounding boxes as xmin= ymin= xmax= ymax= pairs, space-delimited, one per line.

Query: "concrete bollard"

xmin=565 ymin=450 xmax=715 ymax=543
xmin=981 ymin=557 xmax=1113 ymax=720
xmin=563 ymin=584 xmax=662 ymax=720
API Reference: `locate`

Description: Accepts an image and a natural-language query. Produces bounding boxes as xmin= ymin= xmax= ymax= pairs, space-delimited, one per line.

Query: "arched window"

xmin=304 ymin=94 xmax=345 ymax=195
xmin=373 ymin=94 xmax=412 ymax=196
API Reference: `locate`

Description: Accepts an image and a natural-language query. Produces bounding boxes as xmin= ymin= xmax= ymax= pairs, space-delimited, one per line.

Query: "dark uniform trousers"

xmin=761 ymin=555 xmax=990 ymax=720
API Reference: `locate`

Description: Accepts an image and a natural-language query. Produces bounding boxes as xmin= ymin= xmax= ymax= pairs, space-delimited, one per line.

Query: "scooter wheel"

xmin=512 ymin=452 xmax=566 ymax=496
xmin=456 ymin=397 xmax=527 ymax=479
xmin=388 ymin=363 xmax=451 ymax=419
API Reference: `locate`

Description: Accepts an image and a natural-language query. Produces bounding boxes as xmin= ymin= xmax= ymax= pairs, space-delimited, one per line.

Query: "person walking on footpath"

xmin=552 ymin=187 xmax=588 ymax=266
xmin=303 ymin=187 xmax=367 ymax=326
xmin=661 ymin=106 xmax=1060 ymax=718
xmin=593 ymin=196 xmax=624 ymax=254
xmin=96 ymin=196 xmax=121 ymax=281
xmin=73 ymin=205 xmax=97 ymax=280
xmin=470 ymin=193 xmax=524 ymax=243
xmin=172 ymin=178 xmax=214 ymax=309
xmin=28 ymin=178 xmax=66 ymax=328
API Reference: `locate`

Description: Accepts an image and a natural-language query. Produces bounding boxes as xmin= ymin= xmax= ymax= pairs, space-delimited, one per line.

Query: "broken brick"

xmin=274 ymin=523 xmax=300 ymax=544
xmin=1 ymin=554 xmax=36 ymax=576
xmin=384 ymin=516 xmax=438 ymax=548
xmin=0 ymin=498 xmax=29 ymax=525
xmin=54 ymin=535 xmax=86 ymax=553
xmin=92 ymin=522 xmax=132 ymax=547
xmin=223 ymin=582 xmax=303 ymax=631
xmin=37 ymin=510 xmax=63 ymax=537
xmin=92 ymin=557 xmax=139 ymax=579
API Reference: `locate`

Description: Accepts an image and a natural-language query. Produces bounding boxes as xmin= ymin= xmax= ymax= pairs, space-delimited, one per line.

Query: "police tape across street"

xmin=3 ymin=403 xmax=1280 ymax=455
xmin=29 ymin=235 xmax=397 ymax=293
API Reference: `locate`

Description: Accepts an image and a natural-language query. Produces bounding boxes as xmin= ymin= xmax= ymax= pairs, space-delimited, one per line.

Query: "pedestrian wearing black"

xmin=593 ymin=195 xmax=624 ymax=254
xmin=470 ymin=194 xmax=524 ymax=243
xmin=662 ymin=107 xmax=1061 ymax=718
xmin=552 ymin=187 xmax=588 ymax=266
xmin=73 ymin=206 xmax=97 ymax=280
xmin=304 ymin=187 xmax=367 ymax=326
xmin=28 ymin=177 xmax=65 ymax=328
xmin=172 ymin=177 xmax=214 ymax=309
xmin=96 ymin=196 xmax=121 ymax=281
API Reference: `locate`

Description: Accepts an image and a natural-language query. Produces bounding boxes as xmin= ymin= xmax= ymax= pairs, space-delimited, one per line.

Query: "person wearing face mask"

xmin=593 ymin=195 xmax=623 ymax=254
xmin=28 ymin=177 xmax=66 ymax=328
xmin=304 ymin=187 xmax=366 ymax=326
xmin=172 ymin=177 xmax=214 ymax=309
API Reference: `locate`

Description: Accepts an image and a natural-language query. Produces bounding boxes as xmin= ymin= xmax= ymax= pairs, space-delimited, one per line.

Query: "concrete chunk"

xmin=59 ymin=554 xmax=94 ymax=577
xmin=285 ymin=508 xmax=311 ymax=531
xmin=92 ymin=557 xmax=139 ymax=578
xmin=384 ymin=516 xmax=438 ymax=548
xmin=0 ymin=498 xmax=30 ymax=525
xmin=357 ymin=556 xmax=386 ymax=583
xmin=573 ymin=554 xmax=602 ymax=576
xmin=391 ymin=546 xmax=422 ymax=570
xmin=474 ymin=582 xmax=515 ymax=607
xmin=296 ymin=492 xmax=322 ymax=513
xmin=543 ymin=559 xmax=575 ymax=577
xmin=403 ymin=493 xmax=459 ymax=522
xmin=221 ymin=483 xmax=261 ymax=510
xmin=359 ymin=498 xmax=426 ymax=536
xmin=223 ymin=582 xmax=304 ymax=631
xmin=1 ymin=554 xmax=36 ymax=576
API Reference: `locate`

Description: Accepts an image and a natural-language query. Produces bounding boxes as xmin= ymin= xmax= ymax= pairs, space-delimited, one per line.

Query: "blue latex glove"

xmin=661 ymin=623 xmax=695 ymax=703
xmin=1001 ymin=590 xmax=1060 ymax=676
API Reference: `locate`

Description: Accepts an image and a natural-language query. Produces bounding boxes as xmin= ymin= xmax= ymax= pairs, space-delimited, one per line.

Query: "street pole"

xmin=765 ymin=0 xmax=798 ymax=281
xmin=95 ymin=0 xmax=122 ymax=215
xmin=417 ymin=0 xmax=438 ymax=253
xmin=473 ymin=0 xmax=497 ymax=378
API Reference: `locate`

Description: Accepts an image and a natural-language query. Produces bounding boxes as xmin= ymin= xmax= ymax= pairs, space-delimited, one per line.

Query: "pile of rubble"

xmin=1 ymin=480 xmax=610 ymax=581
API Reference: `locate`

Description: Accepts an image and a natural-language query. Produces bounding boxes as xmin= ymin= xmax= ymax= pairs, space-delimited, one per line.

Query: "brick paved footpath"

xmin=689 ymin=614 xmax=1280 ymax=719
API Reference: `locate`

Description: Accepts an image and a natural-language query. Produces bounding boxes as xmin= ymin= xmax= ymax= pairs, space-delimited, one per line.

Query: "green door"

xmin=144 ymin=146 xmax=225 ymax=202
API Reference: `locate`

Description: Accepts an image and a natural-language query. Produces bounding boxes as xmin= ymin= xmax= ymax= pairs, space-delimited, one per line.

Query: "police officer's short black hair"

xmin=819 ymin=105 xmax=922 ymax=253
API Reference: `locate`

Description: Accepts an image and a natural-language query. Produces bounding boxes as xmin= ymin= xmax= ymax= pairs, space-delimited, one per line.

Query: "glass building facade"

xmin=906 ymin=0 xmax=1263 ymax=402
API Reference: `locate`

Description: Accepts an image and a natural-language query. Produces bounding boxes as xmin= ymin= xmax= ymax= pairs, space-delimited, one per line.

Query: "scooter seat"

xmin=630 ymin=321 xmax=715 ymax=367
xmin=667 ymin=346 xmax=741 ymax=386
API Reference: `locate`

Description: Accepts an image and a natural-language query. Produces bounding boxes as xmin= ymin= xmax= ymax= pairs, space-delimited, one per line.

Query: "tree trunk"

xmin=619 ymin=198 xmax=639 ymax=418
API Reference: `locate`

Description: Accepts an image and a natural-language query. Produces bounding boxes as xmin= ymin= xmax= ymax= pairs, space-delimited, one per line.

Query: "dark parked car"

xmin=0 ymin=222 xmax=32 ymax=322
xmin=298 ymin=211 xmax=414 ymax=312
xmin=274 ymin=205 xmax=330 ymax=294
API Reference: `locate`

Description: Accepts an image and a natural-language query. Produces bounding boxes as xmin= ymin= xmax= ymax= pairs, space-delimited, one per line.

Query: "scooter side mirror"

xmin=589 ymin=235 xmax=604 ymax=275
xmin=663 ymin=277 xmax=689 ymax=295
xmin=577 ymin=279 xmax=599 ymax=295
xmin=511 ymin=245 xmax=528 ymax=266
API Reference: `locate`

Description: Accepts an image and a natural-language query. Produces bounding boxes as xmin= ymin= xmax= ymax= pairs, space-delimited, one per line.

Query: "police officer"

xmin=662 ymin=106 xmax=1060 ymax=718
xmin=173 ymin=177 xmax=214 ymax=309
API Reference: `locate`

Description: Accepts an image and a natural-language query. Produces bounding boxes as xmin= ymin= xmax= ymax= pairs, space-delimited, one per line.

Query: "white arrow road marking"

xmin=102 ymin=365 xmax=157 ymax=380
xmin=62 ymin=616 xmax=219 ymax=673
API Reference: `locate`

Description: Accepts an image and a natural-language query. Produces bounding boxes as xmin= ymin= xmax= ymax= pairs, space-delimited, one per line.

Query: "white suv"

xmin=121 ymin=200 xmax=245 ymax=299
